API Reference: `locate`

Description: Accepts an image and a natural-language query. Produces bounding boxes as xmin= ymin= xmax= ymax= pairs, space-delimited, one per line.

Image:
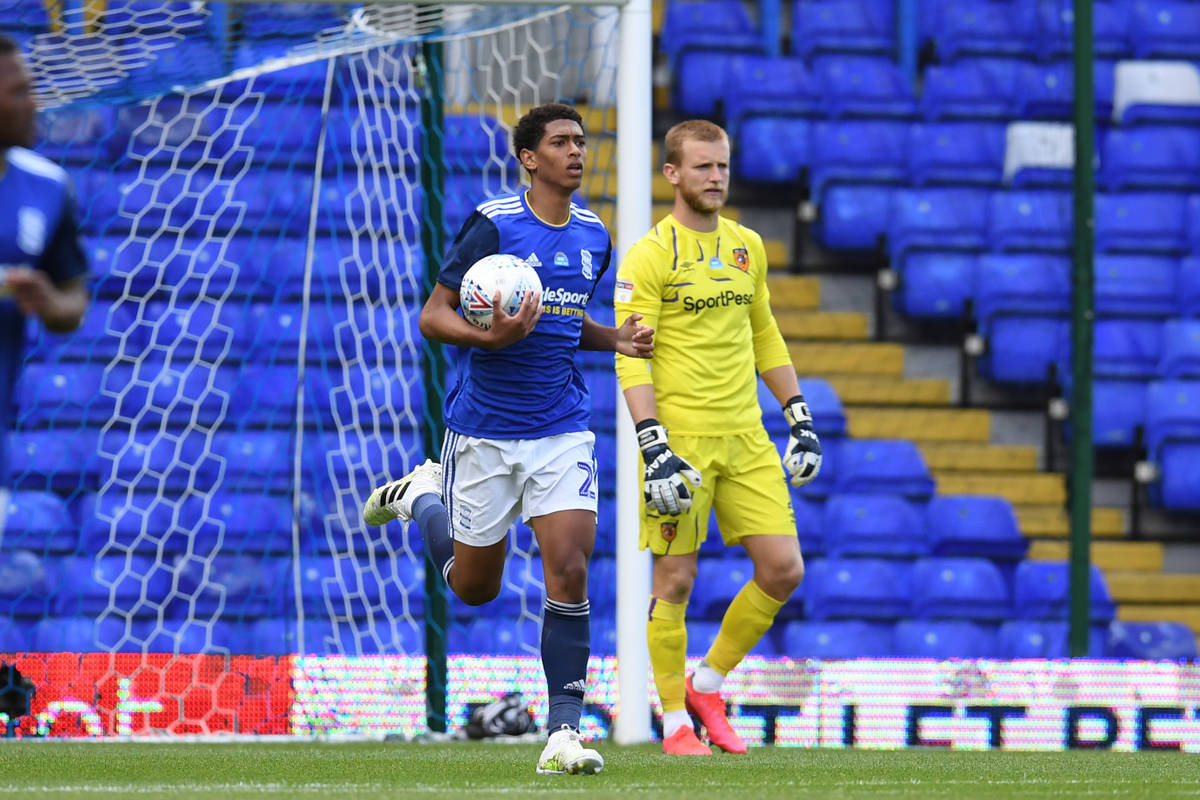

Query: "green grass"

xmin=0 ymin=742 xmax=1197 ymax=799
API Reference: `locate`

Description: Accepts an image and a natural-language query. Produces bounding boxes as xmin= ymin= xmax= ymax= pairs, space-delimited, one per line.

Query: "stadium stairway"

xmin=769 ymin=267 xmax=1200 ymax=637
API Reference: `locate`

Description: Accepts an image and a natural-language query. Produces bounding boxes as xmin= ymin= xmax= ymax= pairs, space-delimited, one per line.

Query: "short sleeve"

xmin=38 ymin=196 xmax=89 ymax=286
xmin=438 ymin=211 xmax=501 ymax=291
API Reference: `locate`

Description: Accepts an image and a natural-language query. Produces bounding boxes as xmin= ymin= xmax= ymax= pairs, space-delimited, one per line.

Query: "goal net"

xmin=0 ymin=0 xmax=635 ymax=739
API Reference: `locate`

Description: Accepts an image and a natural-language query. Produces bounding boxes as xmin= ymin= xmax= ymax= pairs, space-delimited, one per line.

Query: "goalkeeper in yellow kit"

xmin=614 ymin=120 xmax=822 ymax=756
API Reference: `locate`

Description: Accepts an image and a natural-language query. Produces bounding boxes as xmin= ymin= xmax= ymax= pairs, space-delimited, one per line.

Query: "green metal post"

xmin=418 ymin=39 xmax=449 ymax=733
xmin=1069 ymin=0 xmax=1095 ymax=657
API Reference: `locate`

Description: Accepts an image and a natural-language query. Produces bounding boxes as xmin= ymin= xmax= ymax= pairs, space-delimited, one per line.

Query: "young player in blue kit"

xmin=363 ymin=103 xmax=653 ymax=775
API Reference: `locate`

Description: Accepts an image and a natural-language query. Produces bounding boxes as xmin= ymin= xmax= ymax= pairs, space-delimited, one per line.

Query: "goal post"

xmin=2 ymin=0 xmax=652 ymax=741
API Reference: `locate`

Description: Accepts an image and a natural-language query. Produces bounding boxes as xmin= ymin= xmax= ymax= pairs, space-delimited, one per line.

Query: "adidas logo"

xmin=562 ymin=679 xmax=587 ymax=693
xmin=525 ymin=252 xmax=542 ymax=268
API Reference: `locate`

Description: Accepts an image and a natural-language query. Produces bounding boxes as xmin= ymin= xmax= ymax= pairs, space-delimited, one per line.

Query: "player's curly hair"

xmin=0 ymin=34 xmax=20 ymax=56
xmin=512 ymin=102 xmax=585 ymax=160
xmin=664 ymin=119 xmax=728 ymax=166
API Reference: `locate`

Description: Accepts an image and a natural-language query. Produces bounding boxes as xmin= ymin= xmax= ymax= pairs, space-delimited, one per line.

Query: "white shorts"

xmin=440 ymin=429 xmax=598 ymax=547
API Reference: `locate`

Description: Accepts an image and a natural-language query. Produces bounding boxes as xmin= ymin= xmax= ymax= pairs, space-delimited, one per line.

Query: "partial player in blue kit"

xmin=363 ymin=102 xmax=653 ymax=775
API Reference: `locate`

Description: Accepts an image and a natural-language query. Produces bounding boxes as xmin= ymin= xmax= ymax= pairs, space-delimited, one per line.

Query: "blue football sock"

xmin=542 ymin=598 xmax=590 ymax=732
xmin=412 ymin=494 xmax=454 ymax=584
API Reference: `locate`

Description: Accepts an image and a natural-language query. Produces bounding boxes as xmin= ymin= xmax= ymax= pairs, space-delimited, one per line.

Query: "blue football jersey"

xmin=436 ymin=192 xmax=612 ymax=439
xmin=0 ymin=147 xmax=90 ymax=482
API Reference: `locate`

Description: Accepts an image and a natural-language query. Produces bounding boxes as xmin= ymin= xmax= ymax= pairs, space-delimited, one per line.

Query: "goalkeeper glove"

xmin=636 ymin=419 xmax=702 ymax=516
xmin=782 ymin=395 xmax=822 ymax=487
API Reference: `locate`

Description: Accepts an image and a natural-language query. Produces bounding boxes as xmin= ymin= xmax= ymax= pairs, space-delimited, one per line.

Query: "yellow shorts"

xmin=638 ymin=428 xmax=797 ymax=556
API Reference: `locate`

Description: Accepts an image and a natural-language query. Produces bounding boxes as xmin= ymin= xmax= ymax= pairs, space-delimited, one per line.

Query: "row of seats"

xmin=663 ymin=0 xmax=1199 ymax=65
xmin=6 ymin=612 xmax=1194 ymax=661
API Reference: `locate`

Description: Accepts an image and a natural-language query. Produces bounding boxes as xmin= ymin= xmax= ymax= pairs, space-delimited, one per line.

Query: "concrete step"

xmin=919 ymin=443 xmax=1039 ymax=472
xmin=1117 ymin=603 xmax=1200 ymax=636
xmin=1014 ymin=505 xmax=1126 ymax=538
xmin=775 ymin=310 xmax=869 ymax=340
xmin=764 ymin=238 xmax=790 ymax=270
xmin=1026 ymin=540 xmax=1165 ymax=572
xmin=787 ymin=342 xmax=906 ymax=376
xmin=845 ymin=407 xmax=991 ymax=442
xmin=934 ymin=471 xmax=1066 ymax=505
xmin=828 ymin=376 xmax=952 ymax=406
xmin=769 ymin=275 xmax=822 ymax=310
xmin=1105 ymin=571 xmax=1200 ymax=603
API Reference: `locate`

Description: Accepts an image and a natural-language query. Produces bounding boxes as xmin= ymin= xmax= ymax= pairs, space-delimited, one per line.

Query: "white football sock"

xmin=691 ymin=660 xmax=724 ymax=694
xmin=662 ymin=709 xmax=693 ymax=738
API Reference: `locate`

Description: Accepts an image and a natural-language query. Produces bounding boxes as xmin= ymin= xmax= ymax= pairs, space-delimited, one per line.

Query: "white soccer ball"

xmin=459 ymin=254 xmax=543 ymax=330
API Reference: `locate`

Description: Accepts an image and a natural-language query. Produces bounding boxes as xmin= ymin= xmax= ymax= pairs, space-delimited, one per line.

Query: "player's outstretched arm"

xmin=579 ymin=312 xmax=653 ymax=357
xmin=419 ymin=282 xmax=541 ymax=350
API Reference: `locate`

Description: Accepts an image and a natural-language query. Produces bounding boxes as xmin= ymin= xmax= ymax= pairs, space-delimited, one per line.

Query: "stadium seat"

xmin=31 ymin=615 xmax=143 ymax=653
xmin=731 ymin=115 xmax=812 ymax=185
xmin=1037 ymin=0 xmax=1131 ymax=60
xmin=0 ymin=616 xmax=31 ymax=653
xmin=791 ymin=0 xmax=894 ymax=60
xmin=793 ymin=497 xmax=826 ymax=558
xmin=988 ymin=190 xmax=1073 ymax=252
xmin=809 ymin=120 xmax=909 ymax=202
xmin=1100 ymin=127 xmax=1200 ymax=192
xmin=138 ymin=298 xmax=238 ymax=361
xmin=1145 ymin=379 xmax=1200 ymax=509
xmin=35 ymin=104 xmax=120 ymax=165
xmin=673 ymin=45 xmax=767 ymax=117
xmin=297 ymin=554 xmax=417 ymax=619
xmin=925 ymin=495 xmax=1029 ymax=560
xmin=1106 ymin=620 xmax=1199 ymax=660
xmin=239 ymin=2 xmax=347 ymax=40
xmin=53 ymin=554 xmax=174 ymax=618
xmin=309 ymin=363 xmax=425 ymax=429
xmin=723 ymin=53 xmax=819 ymax=135
xmin=780 ymin=619 xmax=893 ymax=659
xmin=1015 ymin=61 xmax=1077 ymax=120
xmin=908 ymin=121 xmax=1005 ymax=187
xmin=117 ymin=96 xmax=239 ymax=165
xmin=920 ymin=60 xmax=1014 ymax=120
xmin=933 ymin=0 xmax=1038 ymax=61
xmin=813 ymin=56 xmax=918 ymax=119
xmin=0 ymin=549 xmax=50 ymax=617
xmin=143 ymin=618 xmax=214 ymax=654
xmin=813 ymin=184 xmax=893 ymax=251
xmin=230 ymin=39 xmax=334 ymax=100
xmin=442 ymin=114 xmax=510 ymax=172
xmin=79 ymin=490 xmax=179 ymax=554
xmin=1130 ymin=0 xmax=1200 ymax=59
xmin=302 ymin=429 xmax=422 ymax=495
xmin=227 ymin=99 xmax=329 ymax=171
xmin=834 ymin=439 xmax=936 ymax=499
xmin=0 ymin=491 xmax=75 ymax=553
xmin=997 ymin=620 xmax=1108 ymax=658
xmin=1185 ymin=257 xmax=1200 ymax=316
xmin=1094 ymin=255 xmax=1178 ymax=317
xmin=887 ymin=187 xmax=990 ymax=265
xmin=803 ymin=558 xmax=910 ymax=620
xmin=1159 ymin=318 xmax=1200 ymax=378
xmin=892 ymin=619 xmax=999 ymax=658
xmin=178 ymin=554 xmax=291 ymax=618
xmin=974 ymin=252 xmax=1071 ymax=325
xmin=492 ymin=555 xmax=545 ymax=619
xmin=106 ymin=359 xmax=234 ymax=428
xmin=660 ymin=0 xmax=762 ymax=74
xmin=27 ymin=297 xmax=136 ymax=362
xmin=468 ymin=615 xmax=541 ymax=655
xmin=97 ymin=426 xmax=215 ymax=492
xmin=10 ymin=429 xmax=102 ymax=492
xmin=1096 ymin=193 xmax=1189 ymax=255
xmin=822 ymin=493 xmax=928 ymax=558
xmin=1087 ymin=318 xmax=1166 ymax=379
xmin=894 ymin=252 xmax=977 ymax=320
xmin=1112 ymin=60 xmax=1200 ymax=126
xmin=15 ymin=362 xmax=112 ymax=427
xmin=1012 ymin=561 xmax=1116 ymax=622
xmin=692 ymin=556 xmax=753 ymax=621
xmin=188 ymin=492 xmax=294 ymax=556
xmin=910 ymin=557 xmax=1011 ymax=620
xmin=1003 ymin=121 xmax=1075 ymax=189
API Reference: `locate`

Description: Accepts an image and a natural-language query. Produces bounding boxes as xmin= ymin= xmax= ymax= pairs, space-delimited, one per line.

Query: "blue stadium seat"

xmin=925 ymin=495 xmax=1029 ymax=560
xmin=1100 ymin=127 xmax=1200 ymax=192
xmin=1037 ymin=0 xmax=1131 ymax=60
xmin=32 ymin=615 xmax=143 ymax=653
xmin=1159 ymin=318 xmax=1200 ymax=378
xmin=803 ymin=558 xmax=910 ymax=620
xmin=1145 ymin=379 xmax=1200 ymax=509
xmin=178 ymin=554 xmax=291 ymax=619
xmin=1130 ymin=0 xmax=1200 ymax=59
xmin=1094 ymin=255 xmax=1178 ymax=316
xmin=974 ymin=253 xmax=1072 ymax=383
xmin=53 ymin=554 xmax=174 ymax=617
xmin=79 ymin=490 xmax=178 ymax=554
xmin=781 ymin=620 xmax=893 ymax=659
xmin=814 ymin=184 xmax=893 ymax=251
xmin=792 ymin=0 xmax=894 ymax=59
xmin=1015 ymin=61 xmax=1077 ymax=120
xmin=908 ymin=121 xmax=1005 ymax=186
xmin=143 ymin=618 xmax=214 ymax=654
xmin=0 ymin=617 xmax=31 ymax=653
xmin=10 ymin=429 xmax=102 ymax=492
xmin=189 ymin=492 xmax=294 ymax=556
xmin=139 ymin=298 xmax=238 ymax=361
xmin=224 ymin=100 xmax=326 ymax=170
xmin=1012 ymin=561 xmax=1116 ymax=622
xmin=0 ymin=491 xmax=75 ymax=553
xmin=123 ymin=37 xmax=224 ymax=93
xmin=1070 ymin=373 xmax=1148 ymax=449
xmin=692 ymin=556 xmax=753 ymax=620
xmin=15 ymin=362 xmax=111 ymax=426
xmin=442 ymin=114 xmax=510 ymax=172
xmin=239 ymin=2 xmax=346 ymax=39
xmin=723 ymin=54 xmax=819 ymax=130
xmin=809 ymin=120 xmax=909 ymax=202
xmin=893 ymin=619 xmax=999 ymax=658
xmin=934 ymin=0 xmax=1038 ymax=61
xmin=834 ymin=439 xmax=935 ymax=498
xmin=0 ymin=550 xmax=50 ymax=617
xmin=731 ymin=116 xmax=811 ymax=185
xmin=301 ymin=430 xmax=422 ymax=495
xmin=92 ymin=234 xmax=241 ymax=299
xmin=920 ymin=61 xmax=1014 ymax=120
xmin=1087 ymin=318 xmax=1166 ymax=380
xmin=1107 ymin=620 xmax=1199 ymax=660
xmin=117 ymin=96 xmax=239 ymax=165
xmin=35 ymin=104 xmax=120 ymax=165
xmin=588 ymin=556 xmax=616 ymax=620
xmin=813 ymin=56 xmax=918 ymax=119
xmin=1095 ymin=193 xmax=1189 ymax=255
xmin=823 ymin=493 xmax=928 ymax=558
xmin=887 ymin=187 xmax=990 ymax=265
xmin=468 ymin=616 xmax=541 ymax=655
xmin=26 ymin=297 xmax=136 ymax=362
xmin=981 ymin=310 xmax=1066 ymax=385
xmin=229 ymin=39 xmax=333 ymax=100
xmin=664 ymin=0 xmax=765 ymax=115
xmin=894 ymin=252 xmax=977 ymax=320
xmin=910 ymin=557 xmax=1010 ymax=620
xmin=989 ymin=190 xmax=1073 ymax=252
xmin=1181 ymin=255 xmax=1200 ymax=315
xmin=229 ymin=365 xmax=298 ymax=426
xmin=493 ymin=556 xmax=545 ymax=619
xmin=997 ymin=620 xmax=1108 ymax=658
xmin=106 ymin=360 xmax=233 ymax=428
xmin=97 ymin=426 xmax=215 ymax=492
xmin=793 ymin=497 xmax=826 ymax=558
xmin=309 ymin=364 xmax=425 ymax=429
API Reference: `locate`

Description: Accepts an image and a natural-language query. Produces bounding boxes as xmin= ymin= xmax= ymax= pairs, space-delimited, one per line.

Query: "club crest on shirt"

xmin=554 ymin=251 xmax=569 ymax=267
xmin=17 ymin=207 xmax=46 ymax=256
xmin=580 ymin=248 xmax=593 ymax=280
xmin=660 ymin=522 xmax=677 ymax=541
xmin=732 ymin=248 xmax=749 ymax=271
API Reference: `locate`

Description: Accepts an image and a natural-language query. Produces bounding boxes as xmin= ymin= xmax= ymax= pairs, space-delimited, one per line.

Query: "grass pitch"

xmin=0 ymin=741 xmax=1196 ymax=799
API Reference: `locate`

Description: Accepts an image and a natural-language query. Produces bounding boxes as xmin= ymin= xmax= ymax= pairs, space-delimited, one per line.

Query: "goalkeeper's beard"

xmin=679 ymin=183 xmax=727 ymax=216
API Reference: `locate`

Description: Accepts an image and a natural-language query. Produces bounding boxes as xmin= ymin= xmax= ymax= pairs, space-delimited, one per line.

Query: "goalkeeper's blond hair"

xmin=664 ymin=119 xmax=729 ymax=167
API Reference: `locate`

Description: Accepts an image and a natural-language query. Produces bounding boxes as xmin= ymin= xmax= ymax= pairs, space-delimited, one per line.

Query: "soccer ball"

xmin=459 ymin=254 xmax=542 ymax=330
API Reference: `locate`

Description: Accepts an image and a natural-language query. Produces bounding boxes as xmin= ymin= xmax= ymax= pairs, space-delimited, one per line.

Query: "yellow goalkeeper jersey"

xmin=614 ymin=214 xmax=793 ymax=436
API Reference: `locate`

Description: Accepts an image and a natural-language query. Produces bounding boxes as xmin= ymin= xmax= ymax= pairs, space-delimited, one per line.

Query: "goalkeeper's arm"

xmin=761 ymin=365 xmax=822 ymax=487
xmin=623 ymin=385 xmax=701 ymax=516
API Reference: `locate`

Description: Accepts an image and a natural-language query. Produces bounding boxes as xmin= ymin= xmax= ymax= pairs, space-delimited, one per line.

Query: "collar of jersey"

xmin=523 ymin=190 xmax=573 ymax=229
xmin=668 ymin=213 xmax=723 ymax=240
